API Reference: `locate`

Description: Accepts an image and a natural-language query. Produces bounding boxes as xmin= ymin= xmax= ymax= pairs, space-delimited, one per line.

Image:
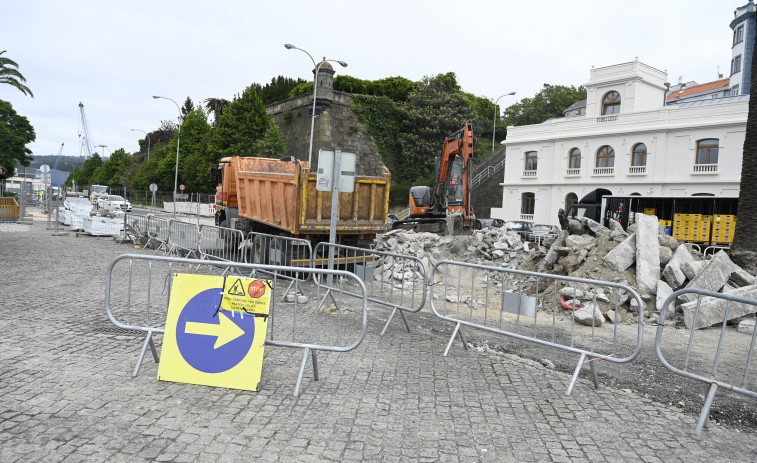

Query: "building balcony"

xmin=597 ymin=115 xmax=618 ymax=123
xmin=628 ymin=166 xmax=647 ymax=175
xmin=520 ymin=214 xmax=534 ymax=221
xmin=692 ymin=163 xmax=718 ymax=174
xmin=522 ymin=170 xmax=537 ymax=178
xmin=565 ymin=168 xmax=581 ymax=177
xmin=592 ymin=167 xmax=615 ymax=176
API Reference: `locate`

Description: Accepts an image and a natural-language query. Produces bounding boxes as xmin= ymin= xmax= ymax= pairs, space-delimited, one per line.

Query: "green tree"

xmin=69 ymin=153 xmax=103 ymax=187
xmin=0 ymin=51 xmax=33 ymax=98
xmin=180 ymin=97 xmax=194 ymax=122
xmin=175 ymin=107 xmax=213 ymax=192
xmin=502 ymin=84 xmax=586 ymax=127
xmin=203 ymin=98 xmax=231 ymax=125
xmin=91 ymin=148 xmax=132 ymax=186
xmin=0 ymin=99 xmax=35 ymax=178
xmin=253 ymin=76 xmax=306 ymax=105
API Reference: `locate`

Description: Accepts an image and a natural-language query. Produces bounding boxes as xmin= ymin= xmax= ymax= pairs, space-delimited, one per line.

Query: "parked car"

xmin=505 ymin=220 xmax=533 ymax=239
xmin=527 ymin=224 xmax=561 ymax=242
xmin=387 ymin=213 xmax=399 ymax=227
xmin=479 ymin=218 xmax=505 ymax=228
xmin=98 ymin=194 xmax=132 ymax=212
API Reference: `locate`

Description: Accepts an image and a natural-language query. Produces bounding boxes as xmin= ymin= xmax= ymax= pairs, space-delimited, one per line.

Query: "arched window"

xmin=696 ymin=139 xmax=719 ymax=164
xmin=632 ymin=143 xmax=647 ymax=166
xmin=569 ymin=148 xmax=581 ymax=169
xmin=596 ymin=145 xmax=615 ymax=167
xmin=565 ymin=193 xmax=578 ymax=211
xmin=525 ymin=151 xmax=538 ymax=171
xmin=521 ymin=192 xmax=535 ymax=215
xmin=602 ymin=91 xmax=621 ymax=115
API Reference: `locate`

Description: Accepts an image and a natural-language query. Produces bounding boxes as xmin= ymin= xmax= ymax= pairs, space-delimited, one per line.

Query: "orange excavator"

xmin=394 ymin=122 xmax=480 ymax=234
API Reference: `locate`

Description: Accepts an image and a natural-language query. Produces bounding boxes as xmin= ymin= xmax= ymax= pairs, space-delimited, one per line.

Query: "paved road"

xmin=1 ymin=212 xmax=756 ymax=462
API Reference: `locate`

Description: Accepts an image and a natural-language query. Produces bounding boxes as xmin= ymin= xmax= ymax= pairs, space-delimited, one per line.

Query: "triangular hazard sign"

xmin=227 ymin=279 xmax=246 ymax=296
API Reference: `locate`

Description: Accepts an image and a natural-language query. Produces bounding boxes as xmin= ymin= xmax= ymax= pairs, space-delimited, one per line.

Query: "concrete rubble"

xmin=376 ymin=214 xmax=757 ymax=331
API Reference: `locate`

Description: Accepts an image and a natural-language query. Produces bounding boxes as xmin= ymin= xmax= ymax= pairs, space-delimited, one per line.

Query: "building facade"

xmin=730 ymin=0 xmax=756 ymax=95
xmin=491 ymin=60 xmax=748 ymax=225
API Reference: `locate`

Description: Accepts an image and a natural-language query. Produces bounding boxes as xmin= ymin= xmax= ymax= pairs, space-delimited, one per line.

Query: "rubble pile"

xmin=375 ymin=214 xmax=757 ymax=329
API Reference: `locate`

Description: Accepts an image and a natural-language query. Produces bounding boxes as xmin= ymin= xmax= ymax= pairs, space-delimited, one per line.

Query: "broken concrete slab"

xmin=681 ymin=260 xmax=705 ymax=281
xmin=656 ymin=280 xmax=675 ymax=319
xmin=659 ymin=246 xmax=673 ymax=267
xmin=681 ymin=251 xmax=736 ymax=302
xmin=635 ymin=214 xmax=661 ymax=294
xmin=566 ymin=234 xmax=595 ymax=249
xmin=682 ymin=285 xmax=757 ymax=329
xmin=658 ymin=234 xmax=679 ymax=251
xmin=663 ymin=261 xmax=687 ymax=290
xmin=603 ymin=233 xmax=636 ymax=271
xmin=739 ymin=319 xmax=756 ymax=335
xmin=574 ymin=303 xmax=604 ymax=326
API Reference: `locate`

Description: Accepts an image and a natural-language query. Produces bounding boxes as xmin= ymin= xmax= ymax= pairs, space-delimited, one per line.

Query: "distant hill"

xmin=29 ymin=155 xmax=88 ymax=173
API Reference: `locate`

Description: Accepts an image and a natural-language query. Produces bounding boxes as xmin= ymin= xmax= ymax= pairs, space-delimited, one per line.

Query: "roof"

xmin=674 ymin=94 xmax=749 ymax=107
xmin=667 ymin=78 xmax=730 ymax=100
xmin=563 ymin=99 xmax=587 ymax=112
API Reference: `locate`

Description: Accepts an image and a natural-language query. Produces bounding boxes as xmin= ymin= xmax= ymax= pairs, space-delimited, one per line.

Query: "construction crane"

xmin=52 ymin=143 xmax=64 ymax=170
xmin=78 ymin=102 xmax=94 ymax=159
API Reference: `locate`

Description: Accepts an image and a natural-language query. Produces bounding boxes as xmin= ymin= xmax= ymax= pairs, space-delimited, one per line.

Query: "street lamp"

xmin=153 ymin=95 xmax=181 ymax=218
xmin=492 ymin=92 xmax=516 ymax=153
xmin=131 ymin=128 xmax=151 ymax=161
xmin=284 ymin=43 xmax=347 ymax=167
xmin=95 ymin=144 xmax=109 ymax=157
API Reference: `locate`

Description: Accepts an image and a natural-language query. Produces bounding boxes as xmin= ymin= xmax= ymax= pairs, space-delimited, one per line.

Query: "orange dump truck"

xmin=214 ymin=156 xmax=391 ymax=248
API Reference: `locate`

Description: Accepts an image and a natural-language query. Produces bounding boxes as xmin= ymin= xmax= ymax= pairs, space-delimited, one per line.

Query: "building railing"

xmin=597 ymin=115 xmax=618 ymax=122
xmin=628 ymin=166 xmax=647 ymax=175
xmin=693 ymin=163 xmax=718 ymax=174
xmin=522 ymin=170 xmax=537 ymax=178
xmin=472 ymin=156 xmax=507 ymax=189
xmin=520 ymin=214 xmax=534 ymax=221
xmin=592 ymin=167 xmax=615 ymax=175
xmin=565 ymin=168 xmax=581 ymax=176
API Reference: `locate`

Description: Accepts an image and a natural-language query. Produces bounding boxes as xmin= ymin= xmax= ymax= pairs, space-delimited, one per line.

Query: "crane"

xmin=52 ymin=143 xmax=64 ymax=170
xmin=78 ymin=102 xmax=94 ymax=159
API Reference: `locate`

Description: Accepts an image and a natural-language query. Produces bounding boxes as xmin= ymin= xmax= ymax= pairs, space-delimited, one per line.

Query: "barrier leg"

xmin=590 ymin=359 xmax=600 ymax=389
xmin=380 ymin=308 xmax=412 ymax=336
xmin=311 ymin=350 xmax=319 ymax=382
xmin=695 ymin=383 xmax=718 ymax=435
xmin=294 ymin=347 xmax=311 ymax=397
xmin=133 ymin=329 xmax=159 ymax=377
xmin=566 ymin=352 xmax=587 ymax=396
xmin=444 ymin=322 xmax=463 ymax=357
xmin=458 ymin=326 xmax=469 ymax=350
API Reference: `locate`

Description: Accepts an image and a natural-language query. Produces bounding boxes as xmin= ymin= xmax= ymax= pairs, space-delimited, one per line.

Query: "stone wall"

xmin=266 ymin=91 xmax=385 ymax=176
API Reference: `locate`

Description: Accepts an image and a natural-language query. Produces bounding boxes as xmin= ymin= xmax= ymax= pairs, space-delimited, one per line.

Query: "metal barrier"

xmin=703 ymin=245 xmax=730 ymax=258
xmin=105 ymin=253 xmax=368 ymax=396
xmin=0 ymin=197 xmax=20 ymax=221
xmin=146 ymin=216 xmax=170 ymax=252
xmin=245 ymin=232 xmax=314 ymax=301
xmin=167 ymin=220 xmax=200 ymax=258
xmin=656 ymin=288 xmax=757 ymax=434
xmin=199 ymin=224 xmax=246 ymax=266
xmin=313 ymin=242 xmax=427 ymax=335
xmin=121 ymin=213 xmax=150 ymax=245
xmin=429 ymin=260 xmax=645 ymax=395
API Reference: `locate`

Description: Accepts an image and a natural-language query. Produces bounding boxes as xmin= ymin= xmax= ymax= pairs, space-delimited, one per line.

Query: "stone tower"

xmin=730 ymin=0 xmax=756 ymax=95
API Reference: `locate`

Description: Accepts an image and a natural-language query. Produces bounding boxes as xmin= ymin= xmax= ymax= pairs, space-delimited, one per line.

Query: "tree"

xmin=729 ymin=33 xmax=757 ymax=272
xmin=0 ymin=51 xmax=33 ymax=97
xmin=0 ymin=99 xmax=35 ymax=177
xmin=203 ymin=97 xmax=230 ymax=125
xmin=502 ymin=84 xmax=586 ymax=127
xmin=180 ymin=97 xmax=194 ymax=122
xmin=69 ymin=153 xmax=103 ymax=187
xmin=174 ymin=107 xmax=213 ymax=192
xmin=91 ymin=148 xmax=132 ymax=187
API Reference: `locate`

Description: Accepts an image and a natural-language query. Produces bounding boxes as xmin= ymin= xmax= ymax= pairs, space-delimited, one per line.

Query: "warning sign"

xmin=157 ymin=273 xmax=271 ymax=391
xmin=220 ymin=276 xmax=271 ymax=315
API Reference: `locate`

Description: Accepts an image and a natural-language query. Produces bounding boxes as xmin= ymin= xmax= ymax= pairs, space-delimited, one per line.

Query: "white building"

xmin=491 ymin=1 xmax=754 ymax=225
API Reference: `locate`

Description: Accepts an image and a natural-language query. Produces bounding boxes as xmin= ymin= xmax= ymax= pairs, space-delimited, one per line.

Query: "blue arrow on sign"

xmin=176 ymin=288 xmax=256 ymax=374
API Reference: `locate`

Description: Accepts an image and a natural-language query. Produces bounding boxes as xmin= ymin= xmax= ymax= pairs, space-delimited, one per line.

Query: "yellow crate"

xmin=714 ymin=215 xmax=736 ymax=222
xmin=702 ymin=215 xmax=713 ymax=222
xmin=674 ymin=214 xmax=689 ymax=221
xmin=690 ymin=214 xmax=701 ymax=221
xmin=644 ymin=208 xmax=656 ymax=215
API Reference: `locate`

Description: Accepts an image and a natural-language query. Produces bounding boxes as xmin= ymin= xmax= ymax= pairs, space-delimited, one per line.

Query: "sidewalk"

xmin=1 ymin=219 xmax=756 ymax=462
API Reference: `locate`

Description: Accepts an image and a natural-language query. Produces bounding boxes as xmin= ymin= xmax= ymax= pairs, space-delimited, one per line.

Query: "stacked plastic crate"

xmin=672 ymin=214 xmax=712 ymax=243
xmin=712 ymin=215 xmax=737 ymax=244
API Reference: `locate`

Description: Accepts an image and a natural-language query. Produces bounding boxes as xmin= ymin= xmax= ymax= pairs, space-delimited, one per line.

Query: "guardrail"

xmin=656 ymin=288 xmax=757 ymax=434
xmin=313 ymin=242 xmax=427 ymax=335
xmin=199 ymin=224 xmax=246 ymax=268
xmin=429 ymin=260 xmax=645 ymax=395
xmin=245 ymin=232 xmax=314 ymax=301
xmin=167 ymin=221 xmax=200 ymax=259
xmin=105 ymin=253 xmax=368 ymax=396
xmin=146 ymin=216 xmax=171 ymax=253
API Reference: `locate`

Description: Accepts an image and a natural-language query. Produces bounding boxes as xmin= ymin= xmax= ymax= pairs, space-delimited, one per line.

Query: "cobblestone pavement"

xmin=2 ymin=213 xmax=757 ymax=462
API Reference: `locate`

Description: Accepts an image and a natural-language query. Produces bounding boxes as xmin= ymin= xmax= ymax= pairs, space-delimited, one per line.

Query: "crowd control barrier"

xmin=146 ymin=216 xmax=170 ymax=252
xmin=0 ymin=197 xmax=20 ymax=221
xmin=312 ymin=242 xmax=427 ymax=335
xmin=245 ymin=232 xmax=314 ymax=301
xmin=656 ymin=288 xmax=757 ymax=434
xmin=199 ymin=224 xmax=246 ymax=267
xmin=166 ymin=221 xmax=200 ymax=259
xmin=104 ymin=253 xmax=367 ymax=396
xmin=121 ymin=214 xmax=150 ymax=245
xmin=429 ymin=260 xmax=645 ymax=395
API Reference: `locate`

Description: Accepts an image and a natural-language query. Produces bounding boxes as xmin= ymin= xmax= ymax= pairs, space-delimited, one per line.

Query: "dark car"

xmin=479 ymin=218 xmax=505 ymax=228
xmin=387 ymin=213 xmax=399 ymax=228
xmin=527 ymin=224 xmax=561 ymax=242
xmin=506 ymin=220 xmax=533 ymax=239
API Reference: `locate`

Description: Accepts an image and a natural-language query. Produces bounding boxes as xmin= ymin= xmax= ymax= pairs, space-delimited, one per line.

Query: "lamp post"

xmin=153 ymin=95 xmax=181 ymax=218
xmin=96 ymin=144 xmax=110 ymax=158
xmin=284 ymin=44 xmax=347 ymax=167
xmin=131 ymin=128 xmax=151 ymax=161
xmin=492 ymin=92 xmax=516 ymax=153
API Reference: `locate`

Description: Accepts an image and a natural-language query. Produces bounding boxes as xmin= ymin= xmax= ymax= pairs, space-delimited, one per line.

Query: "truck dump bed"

xmin=233 ymin=157 xmax=390 ymax=236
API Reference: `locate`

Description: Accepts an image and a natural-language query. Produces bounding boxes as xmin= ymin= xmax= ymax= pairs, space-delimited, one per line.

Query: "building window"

xmin=602 ymin=91 xmax=621 ymax=115
xmin=696 ymin=139 xmax=719 ymax=164
xmin=631 ymin=143 xmax=647 ymax=166
xmin=569 ymin=148 xmax=581 ymax=169
xmin=732 ymin=55 xmax=742 ymax=75
xmin=565 ymin=193 xmax=578 ymax=211
xmin=734 ymin=25 xmax=744 ymax=45
xmin=731 ymin=85 xmax=740 ymax=96
xmin=596 ymin=145 xmax=615 ymax=167
xmin=525 ymin=151 xmax=538 ymax=171
xmin=521 ymin=192 xmax=535 ymax=215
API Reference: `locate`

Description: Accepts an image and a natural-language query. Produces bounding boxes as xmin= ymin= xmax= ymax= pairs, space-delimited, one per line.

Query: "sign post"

xmin=317 ymin=150 xmax=356 ymax=277
xmin=149 ymin=183 xmax=158 ymax=212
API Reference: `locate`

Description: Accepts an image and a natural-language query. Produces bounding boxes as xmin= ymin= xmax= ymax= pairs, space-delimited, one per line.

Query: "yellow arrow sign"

xmin=184 ymin=312 xmax=245 ymax=349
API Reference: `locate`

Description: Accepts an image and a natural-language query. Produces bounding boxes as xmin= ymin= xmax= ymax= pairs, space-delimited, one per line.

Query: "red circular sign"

xmin=179 ymin=184 xmax=185 ymax=191
xmin=248 ymin=281 xmax=266 ymax=299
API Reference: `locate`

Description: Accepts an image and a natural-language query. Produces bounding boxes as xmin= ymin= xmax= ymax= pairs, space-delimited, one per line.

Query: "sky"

xmin=1 ymin=0 xmax=742 ymax=164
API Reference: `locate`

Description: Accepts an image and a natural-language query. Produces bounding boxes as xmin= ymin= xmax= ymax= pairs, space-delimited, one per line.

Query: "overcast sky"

xmin=2 ymin=0 xmax=741 ymax=163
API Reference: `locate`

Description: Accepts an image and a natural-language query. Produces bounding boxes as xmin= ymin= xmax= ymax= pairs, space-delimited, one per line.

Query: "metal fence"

xmin=167 ymin=221 xmax=200 ymax=258
xmin=313 ymin=242 xmax=427 ymax=335
xmin=199 ymin=224 xmax=246 ymax=265
xmin=122 ymin=214 xmax=150 ymax=245
xmin=656 ymin=288 xmax=757 ymax=434
xmin=244 ymin=232 xmax=314 ymax=302
xmin=146 ymin=216 xmax=171 ymax=253
xmin=105 ymin=253 xmax=368 ymax=396
xmin=429 ymin=260 xmax=645 ymax=395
